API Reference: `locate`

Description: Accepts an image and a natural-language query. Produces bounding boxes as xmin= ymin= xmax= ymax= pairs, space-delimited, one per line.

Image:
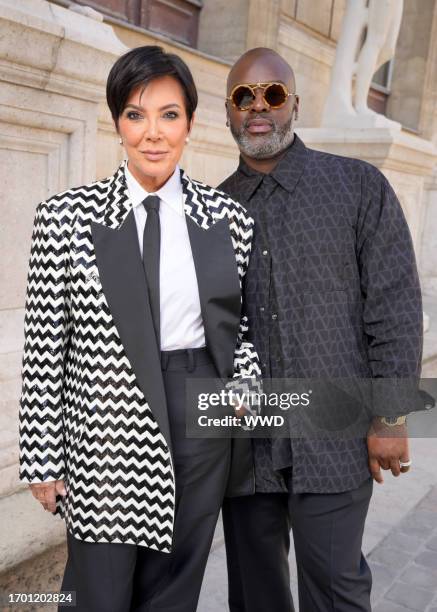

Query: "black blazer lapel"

xmin=183 ymin=177 xmax=241 ymax=380
xmin=91 ymin=201 xmax=172 ymax=457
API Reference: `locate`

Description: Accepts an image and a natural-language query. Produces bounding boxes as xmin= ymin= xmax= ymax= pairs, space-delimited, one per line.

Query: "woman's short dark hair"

xmin=106 ymin=45 xmax=198 ymax=127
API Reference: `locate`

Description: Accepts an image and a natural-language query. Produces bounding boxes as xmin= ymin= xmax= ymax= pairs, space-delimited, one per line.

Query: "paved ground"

xmin=370 ymin=484 xmax=437 ymax=612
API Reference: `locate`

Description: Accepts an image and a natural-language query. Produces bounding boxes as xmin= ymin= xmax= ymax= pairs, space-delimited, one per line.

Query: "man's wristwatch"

xmin=379 ymin=415 xmax=407 ymax=427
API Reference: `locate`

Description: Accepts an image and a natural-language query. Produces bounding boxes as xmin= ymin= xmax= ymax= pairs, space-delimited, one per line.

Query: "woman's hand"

xmin=29 ymin=480 xmax=67 ymax=512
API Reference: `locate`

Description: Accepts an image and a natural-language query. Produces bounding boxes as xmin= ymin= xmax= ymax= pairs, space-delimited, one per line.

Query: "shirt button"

xmin=262 ymin=249 xmax=269 ymax=256
xmin=260 ymin=307 xmax=265 ymax=313
xmin=271 ymin=313 xmax=278 ymax=320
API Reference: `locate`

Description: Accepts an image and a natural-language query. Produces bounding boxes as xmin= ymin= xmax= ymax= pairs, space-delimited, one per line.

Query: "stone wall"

xmin=0 ymin=0 xmax=129 ymax=572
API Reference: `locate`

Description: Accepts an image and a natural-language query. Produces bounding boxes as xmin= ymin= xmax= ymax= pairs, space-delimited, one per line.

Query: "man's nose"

xmin=251 ymin=88 xmax=269 ymax=112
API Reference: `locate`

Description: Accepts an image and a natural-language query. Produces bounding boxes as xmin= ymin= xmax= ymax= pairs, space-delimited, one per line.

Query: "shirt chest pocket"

xmin=303 ymin=252 xmax=356 ymax=293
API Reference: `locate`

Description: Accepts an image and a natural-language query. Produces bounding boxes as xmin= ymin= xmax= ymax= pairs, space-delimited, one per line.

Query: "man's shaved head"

xmin=225 ymin=48 xmax=299 ymax=167
xmin=227 ymin=48 xmax=296 ymax=95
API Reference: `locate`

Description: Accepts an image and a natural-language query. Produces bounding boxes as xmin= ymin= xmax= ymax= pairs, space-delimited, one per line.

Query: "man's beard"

xmin=230 ymin=115 xmax=294 ymax=159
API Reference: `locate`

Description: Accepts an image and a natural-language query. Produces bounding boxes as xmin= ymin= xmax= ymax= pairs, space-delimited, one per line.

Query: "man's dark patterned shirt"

xmin=219 ymin=134 xmax=423 ymax=494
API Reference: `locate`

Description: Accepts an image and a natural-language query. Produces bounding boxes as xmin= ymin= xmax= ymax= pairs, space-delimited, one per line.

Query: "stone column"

xmin=421 ymin=172 xmax=437 ymax=295
xmin=246 ymin=0 xmax=281 ymax=50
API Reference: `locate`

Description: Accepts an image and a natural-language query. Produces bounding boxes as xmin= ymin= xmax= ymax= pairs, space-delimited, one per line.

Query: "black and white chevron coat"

xmin=18 ymin=161 xmax=261 ymax=551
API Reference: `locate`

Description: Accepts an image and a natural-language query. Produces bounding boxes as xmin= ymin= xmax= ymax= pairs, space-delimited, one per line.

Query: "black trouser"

xmin=60 ymin=347 xmax=230 ymax=612
xmin=223 ymin=475 xmax=373 ymax=612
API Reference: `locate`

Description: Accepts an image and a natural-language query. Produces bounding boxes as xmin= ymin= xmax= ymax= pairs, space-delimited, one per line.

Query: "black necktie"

xmin=142 ymin=195 xmax=161 ymax=348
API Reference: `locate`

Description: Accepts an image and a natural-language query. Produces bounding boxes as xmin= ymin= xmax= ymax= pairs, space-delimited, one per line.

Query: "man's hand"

xmin=29 ymin=480 xmax=67 ymax=512
xmin=229 ymin=396 xmax=252 ymax=418
xmin=367 ymin=418 xmax=410 ymax=484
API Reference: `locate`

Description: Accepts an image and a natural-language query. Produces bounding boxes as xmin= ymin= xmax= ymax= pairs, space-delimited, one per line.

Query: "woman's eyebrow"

xmin=124 ymin=103 xmax=182 ymax=111
xmin=159 ymin=103 xmax=182 ymax=110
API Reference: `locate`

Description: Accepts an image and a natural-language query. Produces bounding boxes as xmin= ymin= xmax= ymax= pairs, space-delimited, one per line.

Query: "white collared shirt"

xmin=125 ymin=163 xmax=206 ymax=351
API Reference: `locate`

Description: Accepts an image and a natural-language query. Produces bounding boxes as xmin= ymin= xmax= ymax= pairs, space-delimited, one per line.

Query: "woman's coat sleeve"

xmin=18 ymin=199 xmax=73 ymax=483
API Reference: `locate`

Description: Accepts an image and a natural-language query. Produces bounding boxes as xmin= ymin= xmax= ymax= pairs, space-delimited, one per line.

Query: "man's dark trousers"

xmin=223 ymin=475 xmax=373 ymax=612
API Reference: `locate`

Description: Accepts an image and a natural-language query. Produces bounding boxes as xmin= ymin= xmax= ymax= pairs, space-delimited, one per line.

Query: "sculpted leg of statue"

xmin=321 ymin=0 xmax=367 ymax=125
xmin=321 ymin=0 xmax=404 ymax=129
xmin=355 ymin=0 xmax=404 ymax=116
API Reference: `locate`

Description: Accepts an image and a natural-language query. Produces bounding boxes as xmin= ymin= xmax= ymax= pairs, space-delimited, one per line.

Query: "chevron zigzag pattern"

xmin=19 ymin=162 xmax=260 ymax=550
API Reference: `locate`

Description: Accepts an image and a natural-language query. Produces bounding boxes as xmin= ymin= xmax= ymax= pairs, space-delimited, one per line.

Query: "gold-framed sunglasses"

xmin=226 ymin=81 xmax=297 ymax=111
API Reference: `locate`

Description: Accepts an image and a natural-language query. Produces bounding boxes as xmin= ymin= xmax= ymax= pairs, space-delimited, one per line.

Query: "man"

xmin=220 ymin=48 xmax=423 ymax=612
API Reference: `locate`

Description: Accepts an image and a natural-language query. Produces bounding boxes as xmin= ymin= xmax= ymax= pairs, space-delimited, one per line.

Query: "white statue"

xmin=321 ymin=0 xmax=404 ymax=129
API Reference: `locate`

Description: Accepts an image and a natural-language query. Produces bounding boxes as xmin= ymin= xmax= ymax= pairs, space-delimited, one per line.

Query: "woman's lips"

xmin=141 ymin=151 xmax=168 ymax=161
xmin=245 ymin=121 xmax=273 ymax=134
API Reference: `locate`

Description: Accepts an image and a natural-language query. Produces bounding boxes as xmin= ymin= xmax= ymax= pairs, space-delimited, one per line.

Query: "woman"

xmin=18 ymin=46 xmax=260 ymax=611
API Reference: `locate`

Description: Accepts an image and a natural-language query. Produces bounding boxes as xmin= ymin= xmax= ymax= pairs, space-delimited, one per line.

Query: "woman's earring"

xmin=226 ymin=118 xmax=229 ymax=127
xmin=185 ymin=136 xmax=190 ymax=144
xmin=119 ymin=137 xmax=123 ymax=145
xmin=294 ymin=110 xmax=298 ymax=121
